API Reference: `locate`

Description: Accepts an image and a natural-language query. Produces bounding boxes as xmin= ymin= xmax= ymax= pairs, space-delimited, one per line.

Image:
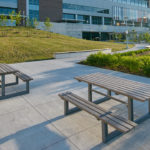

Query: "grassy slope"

xmin=0 ymin=27 xmax=134 ymax=63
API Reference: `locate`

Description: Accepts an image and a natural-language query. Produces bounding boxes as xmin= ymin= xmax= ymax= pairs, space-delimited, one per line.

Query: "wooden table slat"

xmin=80 ymin=73 xmax=150 ymax=98
xmin=0 ymin=64 xmax=18 ymax=75
xmin=75 ymin=73 xmax=150 ymax=102
xmin=0 ymin=64 xmax=16 ymax=73
xmin=76 ymin=76 xmax=147 ymax=101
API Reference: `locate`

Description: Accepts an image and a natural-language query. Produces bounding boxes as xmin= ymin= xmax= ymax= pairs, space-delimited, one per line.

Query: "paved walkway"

xmin=113 ymin=43 xmax=149 ymax=54
xmin=0 ymin=57 xmax=150 ymax=150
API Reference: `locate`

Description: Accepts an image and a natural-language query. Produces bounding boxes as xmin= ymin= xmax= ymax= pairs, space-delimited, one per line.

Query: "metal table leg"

xmin=107 ymin=90 xmax=111 ymax=96
xmin=101 ymin=121 xmax=108 ymax=143
xmin=128 ymin=97 xmax=134 ymax=121
xmin=88 ymin=84 xmax=92 ymax=102
xmin=148 ymin=100 xmax=150 ymax=115
xmin=1 ymin=74 xmax=5 ymax=96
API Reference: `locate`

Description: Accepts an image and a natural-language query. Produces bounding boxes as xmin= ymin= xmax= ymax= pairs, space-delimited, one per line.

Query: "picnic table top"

xmin=75 ymin=72 xmax=150 ymax=102
xmin=0 ymin=64 xmax=18 ymax=75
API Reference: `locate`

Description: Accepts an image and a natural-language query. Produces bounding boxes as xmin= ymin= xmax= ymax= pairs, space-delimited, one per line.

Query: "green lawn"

xmin=0 ymin=27 xmax=134 ymax=63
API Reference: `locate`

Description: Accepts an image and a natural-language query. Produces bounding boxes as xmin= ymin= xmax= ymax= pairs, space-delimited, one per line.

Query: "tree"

xmin=143 ymin=32 xmax=150 ymax=43
xmin=33 ymin=18 xmax=39 ymax=29
xmin=118 ymin=33 xmax=123 ymax=42
xmin=0 ymin=15 xmax=8 ymax=37
xmin=44 ymin=17 xmax=52 ymax=37
xmin=26 ymin=17 xmax=33 ymax=37
xmin=138 ymin=33 xmax=143 ymax=42
xmin=9 ymin=11 xmax=16 ymax=25
xmin=0 ymin=15 xmax=3 ymax=26
xmin=15 ymin=11 xmax=22 ymax=26
xmin=0 ymin=15 xmax=8 ymax=26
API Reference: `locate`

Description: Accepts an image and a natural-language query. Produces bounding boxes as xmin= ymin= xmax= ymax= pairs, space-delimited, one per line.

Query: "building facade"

xmin=0 ymin=0 xmax=62 ymax=23
xmin=0 ymin=0 xmax=150 ymax=40
xmin=56 ymin=0 xmax=150 ymax=40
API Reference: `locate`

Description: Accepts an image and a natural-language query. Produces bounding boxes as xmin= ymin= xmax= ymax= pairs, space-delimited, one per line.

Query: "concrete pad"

xmin=68 ymin=123 xmax=115 ymax=150
xmin=0 ymin=105 xmax=45 ymax=139
xmin=53 ymin=112 xmax=98 ymax=137
xmin=35 ymin=98 xmax=64 ymax=120
xmin=1 ymin=53 xmax=150 ymax=150
xmin=45 ymin=139 xmax=79 ymax=150
xmin=0 ymin=97 xmax=28 ymax=116
xmin=0 ymin=124 xmax=65 ymax=150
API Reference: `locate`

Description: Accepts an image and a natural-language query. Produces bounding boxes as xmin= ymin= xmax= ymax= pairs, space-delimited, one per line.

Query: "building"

xmin=0 ymin=0 xmax=150 ymax=40
xmin=54 ymin=0 xmax=150 ymax=40
xmin=0 ymin=0 xmax=62 ymax=23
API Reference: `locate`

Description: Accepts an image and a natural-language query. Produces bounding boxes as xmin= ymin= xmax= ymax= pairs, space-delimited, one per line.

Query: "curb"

xmin=54 ymin=48 xmax=112 ymax=59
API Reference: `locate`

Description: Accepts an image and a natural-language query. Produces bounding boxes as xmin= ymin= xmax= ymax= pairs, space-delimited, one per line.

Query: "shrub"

xmin=86 ymin=52 xmax=119 ymax=68
xmin=83 ymin=49 xmax=150 ymax=77
xmin=119 ymin=56 xmax=141 ymax=73
xmin=140 ymin=57 xmax=150 ymax=76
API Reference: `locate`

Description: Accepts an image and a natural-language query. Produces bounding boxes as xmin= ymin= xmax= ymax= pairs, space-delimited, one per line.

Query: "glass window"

xmin=29 ymin=0 xmax=39 ymax=20
xmin=29 ymin=0 xmax=39 ymax=5
xmin=77 ymin=15 xmax=90 ymax=24
xmin=0 ymin=7 xmax=17 ymax=15
xmin=63 ymin=3 xmax=110 ymax=14
xmin=63 ymin=13 xmax=75 ymax=20
xmin=92 ymin=16 xmax=102 ymax=25
xmin=0 ymin=0 xmax=17 ymax=8
xmin=104 ymin=17 xmax=112 ymax=25
xmin=29 ymin=10 xmax=39 ymax=20
xmin=111 ymin=0 xmax=148 ymax=8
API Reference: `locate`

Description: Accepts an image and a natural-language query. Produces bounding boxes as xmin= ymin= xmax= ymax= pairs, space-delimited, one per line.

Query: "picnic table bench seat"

xmin=14 ymin=71 xmax=33 ymax=82
xmin=13 ymin=71 xmax=33 ymax=94
xmin=59 ymin=92 xmax=137 ymax=143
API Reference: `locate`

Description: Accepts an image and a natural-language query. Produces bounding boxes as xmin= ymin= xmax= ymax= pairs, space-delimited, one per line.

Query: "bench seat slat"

xmin=67 ymin=93 xmax=134 ymax=130
xmin=60 ymin=94 xmax=129 ymax=133
xmin=14 ymin=72 xmax=33 ymax=82
xmin=69 ymin=92 xmax=137 ymax=127
xmin=59 ymin=92 xmax=137 ymax=133
xmin=68 ymin=93 xmax=136 ymax=129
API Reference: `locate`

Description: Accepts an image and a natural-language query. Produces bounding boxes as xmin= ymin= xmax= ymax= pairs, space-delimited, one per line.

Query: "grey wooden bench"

xmin=59 ymin=92 xmax=137 ymax=143
xmin=13 ymin=71 xmax=33 ymax=93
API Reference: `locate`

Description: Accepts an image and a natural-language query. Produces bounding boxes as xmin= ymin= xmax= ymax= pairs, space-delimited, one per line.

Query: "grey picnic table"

xmin=75 ymin=72 xmax=150 ymax=123
xmin=0 ymin=64 xmax=18 ymax=97
xmin=0 ymin=63 xmax=33 ymax=100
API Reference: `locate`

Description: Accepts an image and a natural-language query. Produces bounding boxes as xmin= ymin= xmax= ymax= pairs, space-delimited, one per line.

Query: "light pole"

xmin=126 ymin=30 xmax=129 ymax=49
xmin=141 ymin=16 xmax=146 ymax=27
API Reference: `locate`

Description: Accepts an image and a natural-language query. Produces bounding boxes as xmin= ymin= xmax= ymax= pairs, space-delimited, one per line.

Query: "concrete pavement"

xmin=0 ymin=57 xmax=150 ymax=150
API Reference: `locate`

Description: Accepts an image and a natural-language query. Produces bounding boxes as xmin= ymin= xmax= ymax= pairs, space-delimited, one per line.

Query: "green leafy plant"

xmin=0 ymin=15 xmax=8 ymax=37
xmin=26 ymin=17 xmax=33 ymax=37
xmin=44 ymin=17 xmax=52 ymax=38
xmin=9 ymin=11 xmax=16 ymax=25
xmin=83 ymin=48 xmax=150 ymax=77
xmin=33 ymin=18 xmax=39 ymax=29
xmin=15 ymin=11 xmax=22 ymax=26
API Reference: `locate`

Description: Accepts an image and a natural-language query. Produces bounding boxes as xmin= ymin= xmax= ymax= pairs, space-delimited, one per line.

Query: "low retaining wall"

xmin=54 ymin=48 xmax=112 ymax=59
